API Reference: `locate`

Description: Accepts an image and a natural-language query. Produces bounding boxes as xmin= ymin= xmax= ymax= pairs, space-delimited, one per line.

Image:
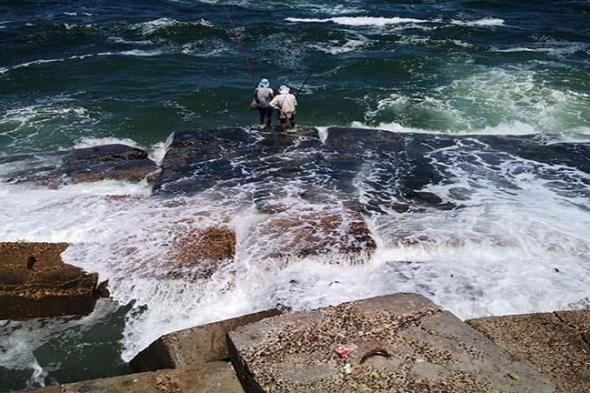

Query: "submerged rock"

xmin=264 ymin=211 xmax=376 ymax=259
xmin=0 ymin=242 xmax=106 ymax=320
xmin=166 ymin=226 xmax=236 ymax=281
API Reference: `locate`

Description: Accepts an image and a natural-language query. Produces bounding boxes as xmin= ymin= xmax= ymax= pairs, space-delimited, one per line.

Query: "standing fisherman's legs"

xmin=264 ymin=107 xmax=273 ymax=129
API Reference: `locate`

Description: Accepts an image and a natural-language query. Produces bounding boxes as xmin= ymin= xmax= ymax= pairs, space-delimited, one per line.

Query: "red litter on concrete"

xmin=335 ymin=345 xmax=353 ymax=359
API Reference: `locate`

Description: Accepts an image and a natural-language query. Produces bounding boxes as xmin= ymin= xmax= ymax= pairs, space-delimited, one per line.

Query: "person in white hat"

xmin=253 ymin=78 xmax=274 ymax=129
xmin=270 ymin=85 xmax=298 ymax=132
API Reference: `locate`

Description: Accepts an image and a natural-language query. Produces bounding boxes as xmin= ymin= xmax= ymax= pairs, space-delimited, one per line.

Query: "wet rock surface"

xmin=228 ymin=293 xmax=556 ymax=393
xmin=0 ymin=243 xmax=105 ymax=320
xmin=0 ymin=144 xmax=157 ymax=187
xmin=468 ymin=310 xmax=590 ymax=393
xmin=166 ymin=226 xmax=236 ymax=281
xmin=249 ymin=208 xmax=376 ymax=263
xmin=154 ymin=129 xmax=259 ymax=195
xmin=63 ymin=144 xmax=158 ymax=184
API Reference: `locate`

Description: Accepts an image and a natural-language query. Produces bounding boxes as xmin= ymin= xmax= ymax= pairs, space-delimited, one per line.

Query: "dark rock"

xmin=0 ymin=243 xmax=101 ymax=320
xmin=65 ymin=144 xmax=148 ymax=164
xmin=154 ymin=129 xmax=257 ymax=195
xmin=95 ymin=280 xmax=110 ymax=298
xmin=1 ymin=144 xmax=157 ymax=188
xmin=63 ymin=144 xmax=157 ymax=184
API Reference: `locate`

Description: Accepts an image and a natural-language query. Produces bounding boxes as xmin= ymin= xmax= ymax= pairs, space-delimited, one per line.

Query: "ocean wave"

xmin=490 ymin=47 xmax=548 ymax=53
xmin=285 ymin=16 xmax=430 ymax=26
xmin=63 ymin=12 xmax=93 ymax=17
xmin=309 ymin=37 xmax=368 ymax=55
xmin=134 ymin=17 xmax=213 ymax=36
xmin=107 ymin=36 xmax=154 ymax=45
xmin=364 ymin=67 xmax=590 ymax=134
xmin=450 ymin=17 xmax=505 ymax=27
xmin=0 ymin=54 xmax=100 ymax=76
xmin=349 ymin=120 xmax=543 ymax=136
xmin=73 ymin=137 xmax=143 ymax=150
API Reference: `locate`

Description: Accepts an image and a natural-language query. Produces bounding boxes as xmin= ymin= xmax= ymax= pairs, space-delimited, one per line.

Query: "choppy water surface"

xmin=1 ymin=0 xmax=590 ymax=390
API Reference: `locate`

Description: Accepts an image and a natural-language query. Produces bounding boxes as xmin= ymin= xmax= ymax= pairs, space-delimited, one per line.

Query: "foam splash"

xmin=72 ymin=137 xmax=142 ymax=150
xmin=134 ymin=17 xmax=213 ymax=36
xmin=362 ymin=67 xmax=590 ymax=134
xmin=285 ymin=16 xmax=430 ymax=26
xmin=451 ymin=17 xmax=505 ymax=27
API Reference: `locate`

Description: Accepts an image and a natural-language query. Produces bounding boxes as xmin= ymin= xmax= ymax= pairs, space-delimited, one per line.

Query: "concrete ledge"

xmin=228 ymin=293 xmax=556 ymax=393
xmin=25 ymin=362 xmax=243 ymax=393
xmin=0 ymin=243 xmax=103 ymax=320
xmin=468 ymin=310 xmax=590 ymax=393
xmin=130 ymin=309 xmax=281 ymax=372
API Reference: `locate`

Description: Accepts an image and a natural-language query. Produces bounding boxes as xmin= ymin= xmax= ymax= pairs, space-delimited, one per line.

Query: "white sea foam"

xmin=490 ymin=47 xmax=547 ymax=53
xmin=363 ymin=67 xmax=590 ymax=134
xmin=135 ymin=17 xmax=213 ymax=36
xmin=73 ymin=137 xmax=143 ymax=150
xmin=63 ymin=12 xmax=93 ymax=17
xmin=107 ymin=36 xmax=154 ymax=46
xmin=0 ymin=104 xmax=93 ymax=136
xmin=310 ymin=38 xmax=367 ymax=54
xmin=285 ymin=16 xmax=430 ymax=27
xmin=451 ymin=17 xmax=505 ymax=27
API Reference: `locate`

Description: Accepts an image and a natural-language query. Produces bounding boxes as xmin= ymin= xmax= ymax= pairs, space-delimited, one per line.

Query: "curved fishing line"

xmin=219 ymin=0 xmax=256 ymax=83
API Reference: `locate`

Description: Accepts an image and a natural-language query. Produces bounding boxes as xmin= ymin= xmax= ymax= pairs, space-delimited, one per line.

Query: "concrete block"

xmin=228 ymin=293 xmax=556 ymax=393
xmin=24 ymin=363 xmax=243 ymax=393
xmin=0 ymin=243 xmax=102 ymax=320
xmin=130 ymin=309 xmax=281 ymax=372
xmin=469 ymin=310 xmax=590 ymax=393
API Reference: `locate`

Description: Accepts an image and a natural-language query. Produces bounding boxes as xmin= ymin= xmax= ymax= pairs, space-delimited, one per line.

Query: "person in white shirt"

xmin=254 ymin=78 xmax=274 ymax=129
xmin=270 ymin=85 xmax=298 ymax=132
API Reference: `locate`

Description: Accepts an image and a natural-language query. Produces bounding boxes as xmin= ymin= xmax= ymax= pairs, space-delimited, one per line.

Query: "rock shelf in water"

xmin=0 ymin=242 xmax=107 ymax=320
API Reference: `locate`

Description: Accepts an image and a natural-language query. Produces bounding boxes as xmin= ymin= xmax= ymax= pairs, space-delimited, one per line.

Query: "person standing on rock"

xmin=253 ymin=78 xmax=274 ymax=129
xmin=270 ymin=85 xmax=298 ymax=132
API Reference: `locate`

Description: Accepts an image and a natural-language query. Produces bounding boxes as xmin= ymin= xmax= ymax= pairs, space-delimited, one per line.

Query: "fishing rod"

xmin=220 ymin=0 xmax=256 ymax=84
xmin=296 ymin=70 xmax=313 ymax=95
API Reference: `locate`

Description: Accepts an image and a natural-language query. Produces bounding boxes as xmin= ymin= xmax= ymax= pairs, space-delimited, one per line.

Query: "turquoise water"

xmin=1 ymin=1 xmax=590 ymax=391
xmin=1 ymin=0 xmax=590 ymax=155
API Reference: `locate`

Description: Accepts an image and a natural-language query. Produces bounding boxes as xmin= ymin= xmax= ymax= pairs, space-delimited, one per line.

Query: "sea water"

xmin=1 ymin=0 xmax=589 ymax=390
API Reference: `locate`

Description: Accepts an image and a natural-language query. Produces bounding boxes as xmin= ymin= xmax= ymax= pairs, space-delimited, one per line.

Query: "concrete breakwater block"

xmin=25 ymin=362 xmax=243 ymax=393
xmin=131 ymin=309 xmax=282 ymax=372
xmin=228 ymin=293 xmax=556 ymax=392
xmin=0 ymin=242 xmax=106 ymax=320
xmin=468 ymin=310 xmax=590 ymax=393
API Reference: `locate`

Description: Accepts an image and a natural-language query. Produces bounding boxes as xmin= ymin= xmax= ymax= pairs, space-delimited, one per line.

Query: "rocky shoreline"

xmin=2 ymin=128 xmax=589 ymax=392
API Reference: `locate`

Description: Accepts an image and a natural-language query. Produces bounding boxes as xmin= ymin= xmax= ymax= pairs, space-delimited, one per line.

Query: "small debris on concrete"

xmin=335 ymin=345 xmax=353 ymax=359
xmin=508 ymin=372 xmax=520 ymax=381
